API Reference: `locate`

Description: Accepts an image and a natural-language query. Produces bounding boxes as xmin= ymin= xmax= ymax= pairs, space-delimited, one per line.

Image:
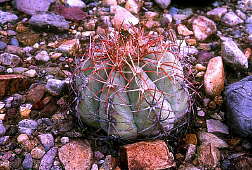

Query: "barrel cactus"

xmin=75 ymin=28 xmax=189 ymax=139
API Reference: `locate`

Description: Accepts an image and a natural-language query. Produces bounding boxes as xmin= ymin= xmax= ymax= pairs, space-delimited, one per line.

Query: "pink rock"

xmin=192 ymin=16 xmax=217 ymax=41
xmin=121 ymin=140 xmax=175 ymax=170
xmin=198 ymin=144 xmax=220 ymax=168
xmin=54 ymin=5 xmax=87 ymax=21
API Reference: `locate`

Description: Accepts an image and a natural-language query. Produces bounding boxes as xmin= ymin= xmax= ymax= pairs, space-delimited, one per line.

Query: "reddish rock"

xmin=192 ymin=16 xmax=217 ymax=41
xmin=58 ymin=140 xmax=93 ymax=170
xmin=204 ymin=57 xmax=225 ymax=96
xmin=16 ymin=32 xmax=40 ymax=46
xmin=54 ymin=5 xmax=87 ymax=21
xmin=26 ymin=84 xmax=46 ymax=104
xmin=121 ymin=140 xmax=175 ymax=170
xmin=0 ymin=74 xmax=30 ymax=99
xmin=197 ymin=144 xmax=220 ymax=168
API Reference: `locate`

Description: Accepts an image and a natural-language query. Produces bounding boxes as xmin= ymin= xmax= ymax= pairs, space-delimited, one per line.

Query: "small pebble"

xmin=60 ymin=137 xmax=69 ymax=144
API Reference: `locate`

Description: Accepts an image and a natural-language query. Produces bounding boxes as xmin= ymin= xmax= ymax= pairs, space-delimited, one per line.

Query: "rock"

xmin=22 ymin=153 xmax=33 ymax=169
xmin=31 ymin=146 xmax=46 ymax=159
xmin=206 ymin=119 xmax=229 ymax=134
xmin=185 ymin=133 xmax=197 ymax=145
xmin=29 ymin=13 xmax=70 ymax=30
xmin=39 ymin=147 xmax=58 ymax=170
xmin=0 ymin=53 xmax=21 ymax=67
xmin=100 ymin=155 xmax=117 ymax=170
xmin=5 ymin=45 xmax=24 ymax=56
xmin=17 ymin=133 xmax=29 ymax=143
xmin=16 ymin=32 xmax=40 ymax=46
xmin=60 ymin=137 xmax=69 ymax=144
xmin=225 ymin=76 xmax=252 ymax=137
xmin=0 ymin=136 xmax=9 ymax=145
xmin=207 ymin=7 xmax=227 ymax=21
xmin=58 ymin=140 xmax=92 ymax=170
xmin=111 ymin=5 xmax=139 ymax=30
xmin=178 ymin=164 xmax=200 ymax=170
xmin=18 ymin=119 xmax=38 ymax=135
xmin=19 ymin=104 xmax=32 ymax=118
xmin=125 ymin=0 xmax=141 ymax=14
xmin=177 ymin=24 xmax=193 ymax=36
xmin=222 ymin=11 xmax=244 ymax=26
xmin=26 ymin=84 xmax=46 ymax=104
xmin=15 ymin=0 xmax=54 ymax=15
xmin=91 ymin=164 xmax=98 ymax=170
xmin=198 ymin=132 xmax=228 ymax=148
xmin=160 ymin=13 xmax=172 ymax=26
xmin=0 ymin=10 xmax=18 ymax=24
xmin=0 ymin=74 xmax=30 ymax=99
xmin=10 ymin=38 xmax=19 ymax=46
xmin=192 ymin=16 xmax=217 ymax=41
xmin=198 ymin=51 xmax=214 ymax=64
xmin=0 ymin=120 xmax=6 ymax=137
xmin=204 ymin=57 xmax=225 ymax=96
xmin=197 ymin=144 xmax=220 ymax=168
xmin=221 ymin=39 xmax=248 ymax=69
xmin=103 ymin=0 xmax=117 ymax=6
xmin=121 ymin=140 xmax=175 ymax=169
xmin=185 ymin=144 xmax=196 ymax=162
xmin=57 ymin=39 xmax=80 ymax=55
xmin=0 ymin=160 xmax=10 ymax=170
xmin=45 ymin=79 xmax=66 ymax=96
xmin=154 ymin=0 xmax=171 ymax=9
xmin=35 ymin=51 xmax=50 ymax=62
xmin=0 ymin=41 xmax=7 ymax=50
xmin=23 ymin=69 xmax=37 ymax=78
xmin=53 ymin=4 xmax=87 ymax=21
xmin=65 ymin=0 xmax=86 ymax=8
xmin=195 ymin=64 xmax=206 ymax=71
xmin=38 ymin=133 xmax=54 ymax=151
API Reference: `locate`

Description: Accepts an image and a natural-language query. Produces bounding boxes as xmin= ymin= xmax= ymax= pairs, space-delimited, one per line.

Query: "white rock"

xmin=207 ymin=7 xmax=227 ymax=21
xmin=66 ymin=0 xmax=86 ymax=8
xmin=125 ymin=0 xmax=141 ymax=14
xmin=35 ymin=51 xmax=50 ymax=62
xmin=154 ymin=0 xmax=171 ymax=9
xmin=222 ymin=11 xmax=244 ymax=26
xmin=24 ymin=69 xmax=37 ymax=77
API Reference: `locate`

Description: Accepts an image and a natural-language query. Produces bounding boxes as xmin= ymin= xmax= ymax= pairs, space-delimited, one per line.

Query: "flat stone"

xmin=111 ymin=5 xmax=139 ymax=30
xmin=204 ymin=57 xmax=225 ymax=96
xmin=57 ymin=39 xmax=80 ymax=55
xmin=192 ymin=16 xmax=217 ymax=41
xmin=197 ymin=144 xmax=220 ymax=168
xmin=198 ymin=132 xmax=228 ymax=148
xmin=26 ymin=84 xmax=46 ymax=104
xmin=23 ymin=69 xmax=37 ymax=78
xmin=53 ymin=5 xmax=87 ymax=21
xmin=206 ymin=119 xmax=229 ymax=134
xmin=18 ymin=119 xmax=38 ymax=135
xmin=207 ymin=7 xmax=227 ymax=21
xmin=29 ymin=13 xmax=70 ymax=30
xmin=58 ymin=140 xmax=92 ymax=170
xmin=0 ymin=10 xmax=18 ymax=24
xmin=0 ymin=53 xmax=21 ymax=67
xmin=15 ymin=0 xmax=54 ymax=15
xmin=221 ymin=39 xmax=248 ymax=69
xmin=65 ymin=0 xmax=86 ymax=8
xmin=0 ymin=74 xmax=30 ymax=99
xmin=222 ymin=11 xmax=244 ymax=26
xmin=121 ymin=140 xmax=175 ymax=170
xmin=38 ymin=133 xmax=54 ymax=151
xmin=39 ymin=147 xmax=58 ymax=170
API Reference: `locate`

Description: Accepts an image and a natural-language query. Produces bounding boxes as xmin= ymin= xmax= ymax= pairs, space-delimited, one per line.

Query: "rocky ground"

xmin=0 ymin=0 xmax=252 ymax=169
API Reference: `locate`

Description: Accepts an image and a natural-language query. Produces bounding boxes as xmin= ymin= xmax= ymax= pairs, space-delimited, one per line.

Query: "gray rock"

xmin=10 ymin=38 xmax=19 ymax=46
xmin=154 ymin=0 xmax=171 ymax=9
xmin=0 ymin=53 xmax=21 ymax=67
xmin=0 ymin=41 xmax=7 ymax=50
xmin=0 ymin=120 xmax=6 ymax=137
xmin=206 ymin=119 xmax=229 ymax=134
xmin=221 ymin=39 xmax=248 ymax=69
xmin=0 ymin=136 xmax=9 ymax=145
xmin=29 ymin=13 xmax=70 ymax=30
xmin=0 ymin=10 xmax=18 ymax=24
xmin=198 ymin=132 xmax=228 ymax=148
xmin=225 ymin=76 xmax=252 ymax=137
xmin=15 ymin=0 xmax=55 ymax=15
xmin=45 ymin=79 xmax=66 ymax=96
xmin=222 ymin=11 xmax=243 ymax=26
xmin=18 ymin=119 xmax=38 ymax=135
xmin=39 ymin=147 xmax=58 ymax=170
xmin=38 ymin=134 xmax=54 ymax=151
xmin=35 ymin=51 xmax=50 ymax=62
xmin=22 ymin=153 xmax=33 ymax=169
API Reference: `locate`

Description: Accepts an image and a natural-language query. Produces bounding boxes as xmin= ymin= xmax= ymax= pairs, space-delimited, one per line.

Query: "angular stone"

xmin=177 ymin=24 xmax=193 ymax=36
xmin=192 ymin=16 xmax=217 ymax=41
xmin=111 ymin=5 xmax=139 ymax=30
xmin=121 ymin=140 xmax=175 ymax=170
xmin=58 ymin=140 xmax=92 ymax=170
xmin=18 ymin=119 xmax=38 ymax=136
xmin=206 ymin=119 xmax=229 ymax=134
xmin=31 ymin=146 xmax=46 ymax=159
xmin=125 ymin=0 xmax=141 ymax=14
xmin=154 ymin=0 xmax=171 ymax=9
xmin=34 ymin=51 xmax=50 ymax=62
xmin=26 ymin=84 xmax=46 ymax=104
xmin=197 ymin=144 xmax=220 ymax=168
xmin=15 ymin=0 xmax=54 ymax=15
xmin=0 ymin=74 xmax=30 ymax=99
xmin=207 ymin=7 xmax=227 ymax=21
xmin=204 ymin=57 xmax=225 ymax=96
xmin=39 ymin=147 xmax=58 ymax=170
xmin=0 ymin=53 xmax=21 ymax=67
xmin=29 ymin=13 xmax=70 ymax=30
xmin=65 ymin=0 xmax=86 ymax=8
xmin=45 ymin=79 xmax=66 ymax=96
xmin=57 ymin=39 xmax=80 ymax=55
xmin=198 ymin=132 xmax=228 ymax=148
xmin=5 ymin=45 xmax=24 ymax=56
xmin=53 ymin=4 xmax=87 ymax=21
xmin=22 ymin=153 xmax=33 ymax=169
xmin=221 ymin=39 xmax=248 ymax=69
xmin=38 ymin=133 xmax=54 ymax=151
xmin=0 ymin=10 xmax=18 ymax=24
xmin=222 ymin=11 xmax=244 ymax=26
